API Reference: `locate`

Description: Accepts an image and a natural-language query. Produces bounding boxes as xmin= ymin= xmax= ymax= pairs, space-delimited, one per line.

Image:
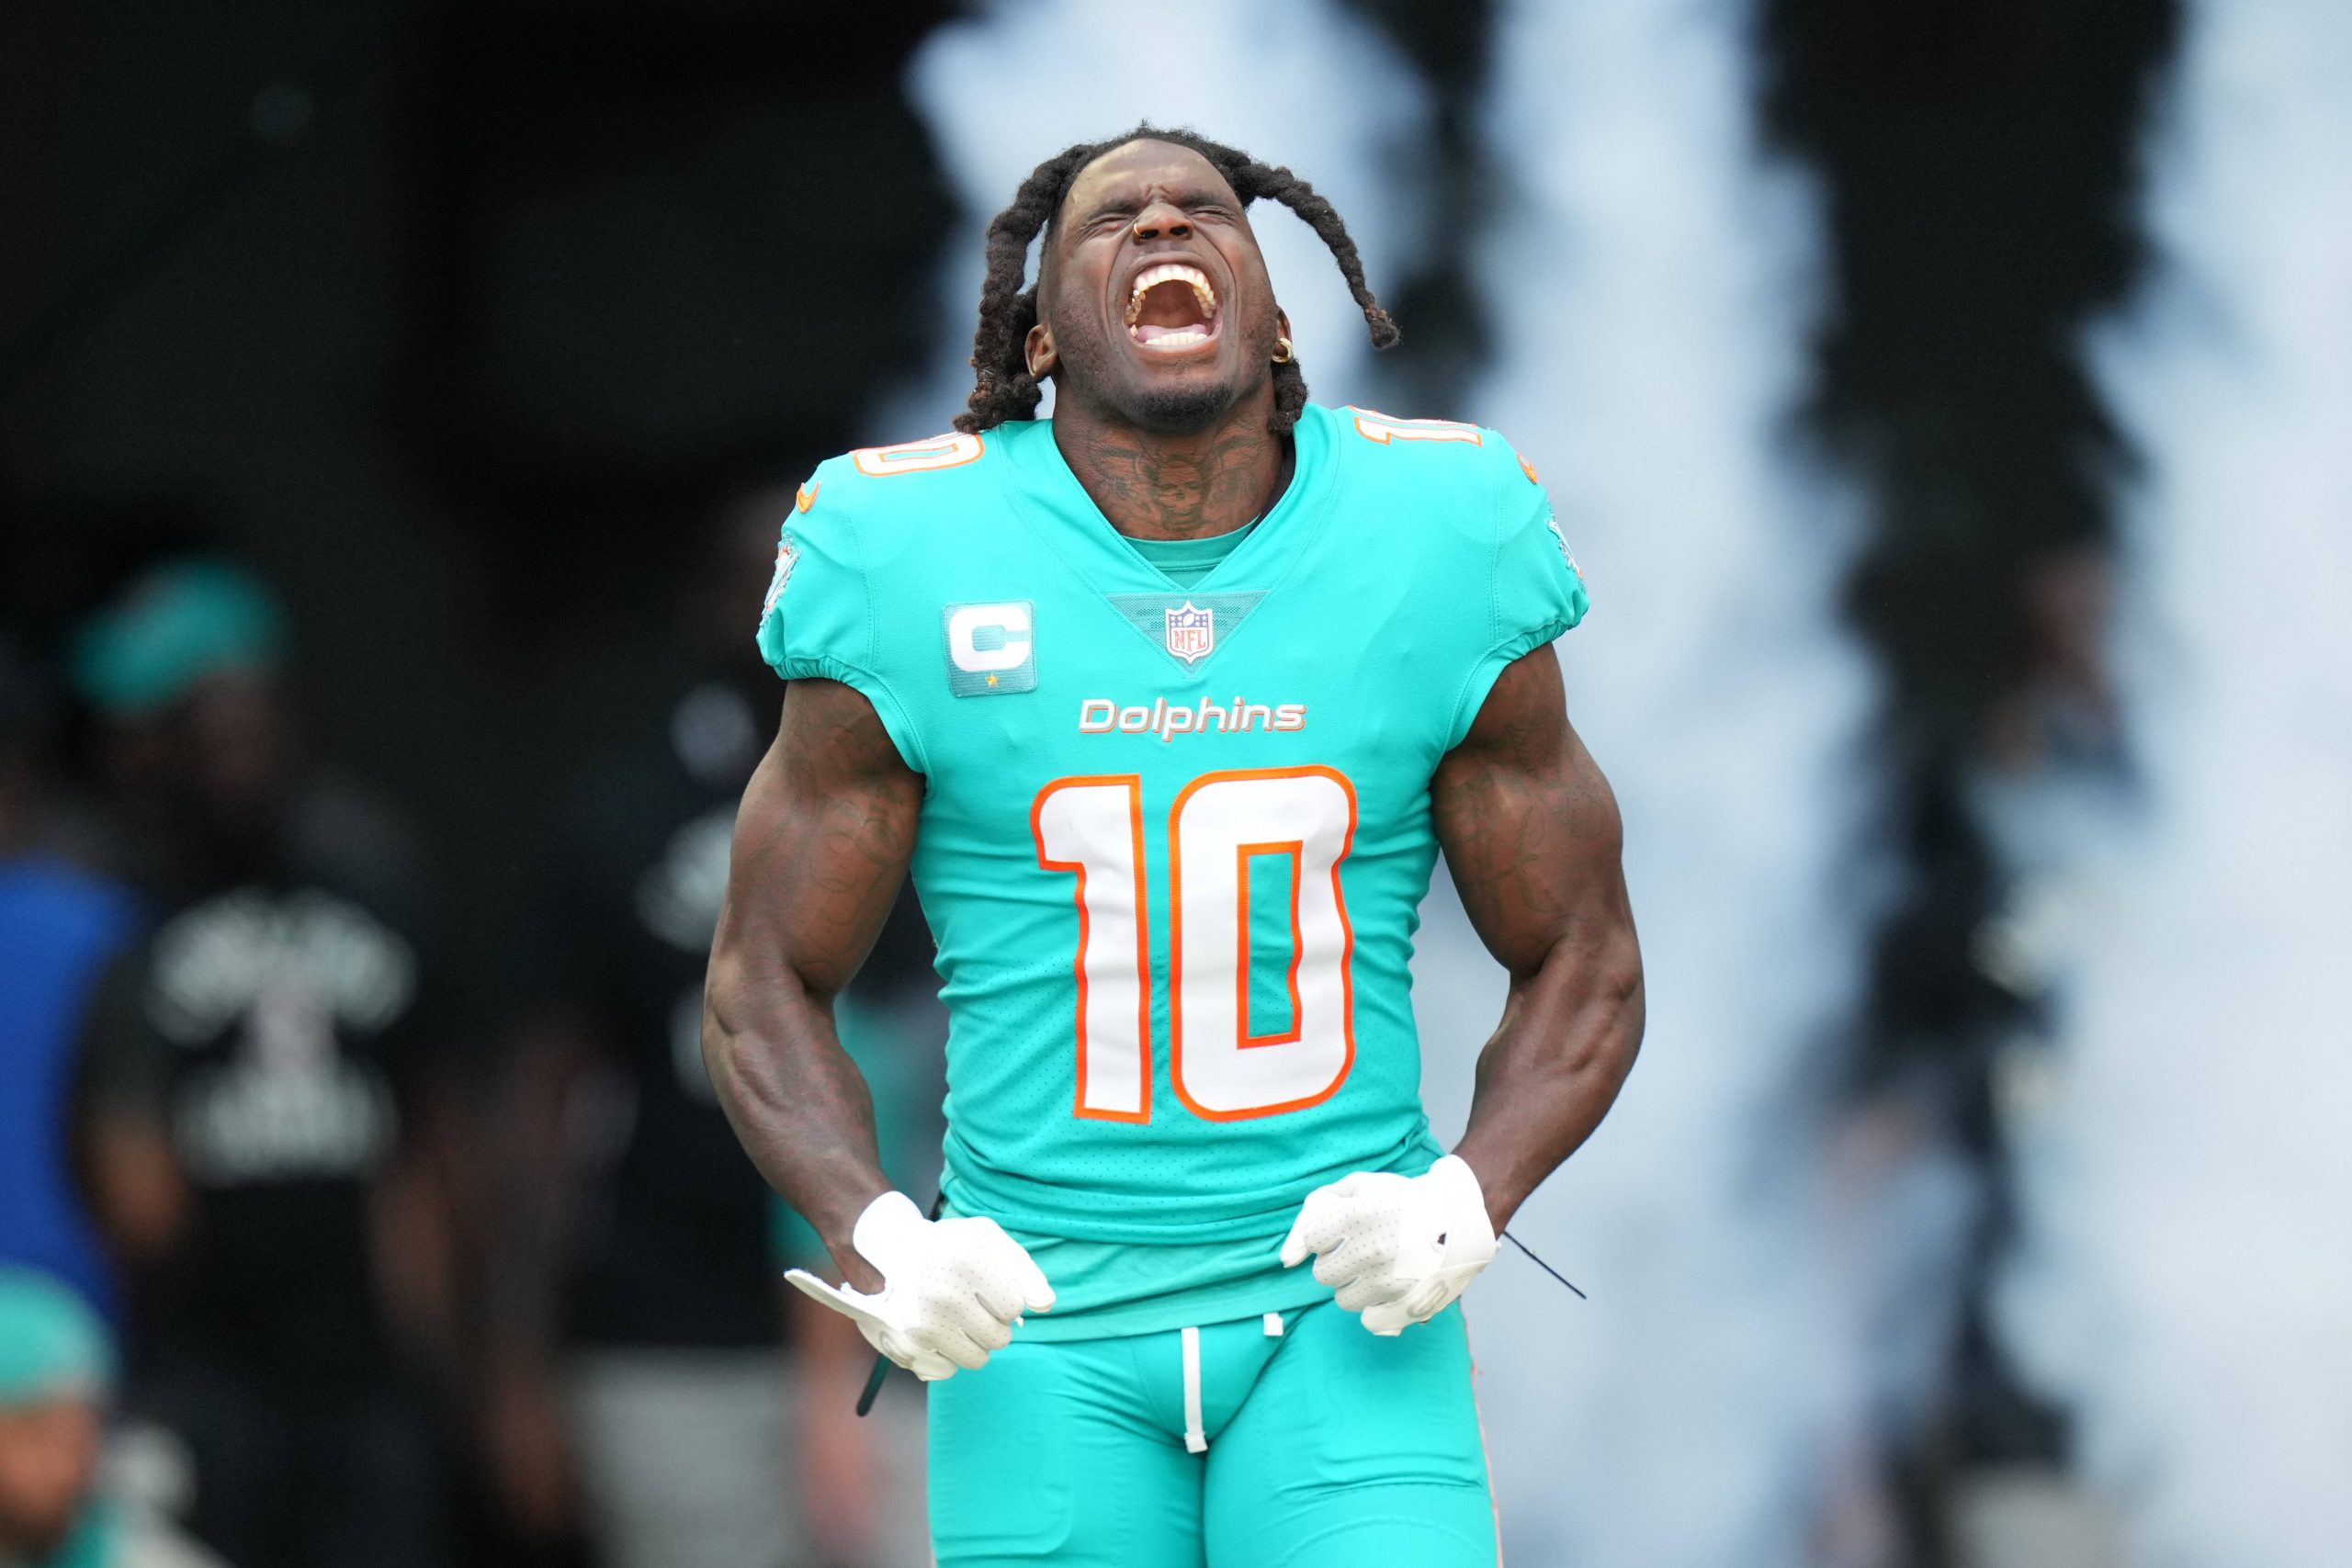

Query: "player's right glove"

xmin=784 ymin=1191 xmax=1054 ymax=1382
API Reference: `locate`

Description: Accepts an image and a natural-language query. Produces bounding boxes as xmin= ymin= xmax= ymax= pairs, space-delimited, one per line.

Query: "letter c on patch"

xmin=947 ymin=603 xmax=1033 ymax=673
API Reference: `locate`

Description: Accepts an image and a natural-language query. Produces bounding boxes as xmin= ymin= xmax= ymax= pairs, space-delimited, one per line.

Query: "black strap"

xmin=1500 ymin=1228 xmax=1588 ymax=1299
xmin=852 ymin=1190 xmax=948 ymax=1416
xmin=853 ymin=1350 xmax=890 ymax=1417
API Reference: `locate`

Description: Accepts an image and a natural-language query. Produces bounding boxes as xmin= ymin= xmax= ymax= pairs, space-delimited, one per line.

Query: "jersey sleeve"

xmin=1445 ymin=433 xmax=1592 ymax=750
xmin=752 ymin=467 xmax=929 ymax=775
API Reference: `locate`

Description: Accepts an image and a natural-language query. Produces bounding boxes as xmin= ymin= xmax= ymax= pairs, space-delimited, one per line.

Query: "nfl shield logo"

xmin=1164 ymin=602 xmax=1215 ymax=664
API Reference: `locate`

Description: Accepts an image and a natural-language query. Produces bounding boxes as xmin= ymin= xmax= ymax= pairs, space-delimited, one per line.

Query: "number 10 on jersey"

xmin=1031 ymin=766 xmax=1359 ymax=1123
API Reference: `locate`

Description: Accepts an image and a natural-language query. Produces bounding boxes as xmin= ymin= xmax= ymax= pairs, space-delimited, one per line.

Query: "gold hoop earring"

xmin=1272 ymin=336 xmax=1294 ymax=365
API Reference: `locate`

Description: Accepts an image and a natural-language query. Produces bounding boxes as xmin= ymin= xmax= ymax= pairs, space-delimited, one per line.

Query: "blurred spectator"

xmin=1970 ymin=543 xmax=2132 ymax=984
xmin=484 ymin=496 xmax=935 ymax=1568
xmin=1944 ymin=544 xmax=2132 ymax=1566
xmin=0 ymin=1267 xmax=222 ymax=1568
xmin=64 ymin=560 xmax=465 ymax=1568
xmin=1819 ymin=544 xmax=2133 ymax=1567
xmin=0 ymin=637 xmax=139 ymax=1315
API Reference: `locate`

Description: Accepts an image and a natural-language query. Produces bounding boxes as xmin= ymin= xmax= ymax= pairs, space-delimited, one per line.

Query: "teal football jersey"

xmin=757 ymin=401 xmax=1587 ymax=1334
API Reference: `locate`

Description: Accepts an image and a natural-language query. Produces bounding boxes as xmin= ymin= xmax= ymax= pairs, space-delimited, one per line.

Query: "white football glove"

xmin=1279 ymin=1155 xmax=1498 ymax=1336
xmin=784 ymin=1191 xmax=1054 ymax=1381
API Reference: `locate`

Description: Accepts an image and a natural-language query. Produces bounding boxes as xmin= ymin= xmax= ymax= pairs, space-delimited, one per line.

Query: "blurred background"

xmin=3 ymin=1 xmax=2345 ymax=1566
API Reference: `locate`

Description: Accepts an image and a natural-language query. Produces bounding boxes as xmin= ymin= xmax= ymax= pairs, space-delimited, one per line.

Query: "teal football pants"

xmin=926 ymin=1301 xmax=1498 ymax=1567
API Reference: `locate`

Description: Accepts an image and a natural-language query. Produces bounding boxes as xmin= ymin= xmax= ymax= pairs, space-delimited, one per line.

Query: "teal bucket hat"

xmin=70 ymin=557 xmax=288 ymax=716
xmin=0 ymin=1269 xmax=112 ymax=1408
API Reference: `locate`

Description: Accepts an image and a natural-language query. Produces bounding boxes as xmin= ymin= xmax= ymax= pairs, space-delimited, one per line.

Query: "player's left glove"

xmin=1278 ymin=1154 xmax=1498 ymax=1336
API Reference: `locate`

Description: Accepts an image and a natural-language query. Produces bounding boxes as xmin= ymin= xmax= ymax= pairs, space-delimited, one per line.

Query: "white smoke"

xmin=1419 ymin=2 xmax=1875 ymax=1562
xmin=886 ymin=0 xmax=1429 ymax=438
xmin=1996 ymin=6 xmax=2352 ymax=1562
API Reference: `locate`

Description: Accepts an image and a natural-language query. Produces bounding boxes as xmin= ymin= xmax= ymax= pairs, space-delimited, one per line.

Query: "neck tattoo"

xmin=1059 ymin=416 xmax=1292 ymax=542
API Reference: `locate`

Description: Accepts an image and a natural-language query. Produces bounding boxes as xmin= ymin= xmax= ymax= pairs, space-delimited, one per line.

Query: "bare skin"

xmin=1435 ymin=646 xmax=1645 ymax=1232
xmin=704 ymin=679 xmax=919 ymax=1293
xmin=704 ymin=138 xmax=1643 ymax=1290
xmin=1023 ymin=141 xmax=1296 ymax=542
xmin=0 ymin=1400 xmax=101 ymax=1559
xmin=705 ymin=648 xmax=1640 ymax=1285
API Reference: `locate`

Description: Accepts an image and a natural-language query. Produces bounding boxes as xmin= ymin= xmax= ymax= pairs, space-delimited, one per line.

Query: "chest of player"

xmin=897 ymin=521 xmax=1463 ymax=853
xmin=865 ymin=483 xmax=1488 ymax=1131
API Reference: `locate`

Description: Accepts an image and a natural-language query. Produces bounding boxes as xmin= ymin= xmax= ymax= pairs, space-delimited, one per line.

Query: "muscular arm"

xmin=1434 ymin=646 xmax=1645 ymax=1233
xmin=703 ymin=678 xmax=922 ymax=1292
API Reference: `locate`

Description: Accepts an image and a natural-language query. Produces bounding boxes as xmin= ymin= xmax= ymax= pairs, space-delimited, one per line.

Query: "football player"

xmin=707 ymin=127 xmax=1644 ymax=1566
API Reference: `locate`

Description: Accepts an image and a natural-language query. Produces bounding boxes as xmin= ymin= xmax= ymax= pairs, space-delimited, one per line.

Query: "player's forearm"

xmin=706 ymin=684 xmax=923 ymax=1288
xmin=1452 ymin=916 xmax=1644 ymax=1232
xmin=702 ymin=965 xmax=892 ymax=1291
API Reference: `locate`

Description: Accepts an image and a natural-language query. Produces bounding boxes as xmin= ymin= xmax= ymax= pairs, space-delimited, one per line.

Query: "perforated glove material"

xmin=784 ymin=1191 xmax=1054 ymax=1381
xmin=1278 ymin=1155 xmax=1498 ymax=1336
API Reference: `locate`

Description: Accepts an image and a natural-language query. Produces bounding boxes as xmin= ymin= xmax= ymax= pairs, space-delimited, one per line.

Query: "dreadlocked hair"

xmin=955 ymin=125 xmax=1400 ymax=437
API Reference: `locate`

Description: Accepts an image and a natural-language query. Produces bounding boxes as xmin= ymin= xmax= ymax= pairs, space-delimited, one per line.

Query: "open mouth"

xmin=1125 ymin=262 xmax=1220 ymax=352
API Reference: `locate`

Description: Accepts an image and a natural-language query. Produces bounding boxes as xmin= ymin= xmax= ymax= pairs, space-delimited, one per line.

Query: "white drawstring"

xmin=1181 ymin=1325 xmax=1207 ymax=1453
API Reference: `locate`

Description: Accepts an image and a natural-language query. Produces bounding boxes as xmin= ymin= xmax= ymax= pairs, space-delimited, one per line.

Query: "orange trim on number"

xmin=851 ymin=432 xmax=985 ymax=477
xmin=1345 ymin=407 xmax=1486 ymax=446
xmin=1234 ymin=840 xmax=1306 ymax=1049
xmin=1031 ymin=775 xmax=1152 ymax=1123
xmin=1169 ymin=765 xmax=1359 ymax=1123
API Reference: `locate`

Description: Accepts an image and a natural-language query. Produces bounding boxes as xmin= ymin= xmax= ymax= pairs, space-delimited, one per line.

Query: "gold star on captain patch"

xmin=986 ymin=674 xmax=999 ymax=687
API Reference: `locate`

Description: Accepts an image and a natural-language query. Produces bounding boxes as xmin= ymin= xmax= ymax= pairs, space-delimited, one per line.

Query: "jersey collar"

xmin=995 ymin=403 xmax=1337 ymax=600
